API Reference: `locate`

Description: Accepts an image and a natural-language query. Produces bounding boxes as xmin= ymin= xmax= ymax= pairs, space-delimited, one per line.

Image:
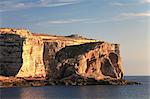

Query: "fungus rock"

xmin=0 ymin=28 xmax=124 ymax=85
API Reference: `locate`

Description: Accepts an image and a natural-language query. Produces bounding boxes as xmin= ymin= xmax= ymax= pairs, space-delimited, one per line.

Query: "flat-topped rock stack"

xmin=0 ymin=28 xmax=124 ymax=84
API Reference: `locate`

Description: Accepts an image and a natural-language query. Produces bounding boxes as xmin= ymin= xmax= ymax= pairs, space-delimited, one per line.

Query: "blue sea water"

xmin=0 ymin=76 xmax=150 ymax=99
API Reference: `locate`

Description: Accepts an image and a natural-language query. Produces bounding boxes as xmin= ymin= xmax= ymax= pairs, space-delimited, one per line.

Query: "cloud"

xmin=35 ymin=18 xmax=91 ymax=26
xmin=109 ymin=1 xmax=138 ymax=7
xmin=86 ymin=12 xmax=150 ymax=24
xmin=0 ymin=0 xmax=81 ymax=12
xmin=48 ymin=18 xmax=90 ymax=24
xmin=119 ymin=12 xmax=150 ymax=17
xmin=110 ymin=2 xmax=127 ymax=6
xmin=143 ymin=0 xmax=150 ymax=4
xmin=45 ymin=12 xmax=150 ymax=25
xmin=111 ymin=12 xmax=150 ymax=22
xmin=110 ymin=0 xmax=150 ymax=7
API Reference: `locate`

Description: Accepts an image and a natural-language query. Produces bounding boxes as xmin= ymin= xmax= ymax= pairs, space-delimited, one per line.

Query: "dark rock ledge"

xmin=0 ymin=75 xmax=141 ymax=88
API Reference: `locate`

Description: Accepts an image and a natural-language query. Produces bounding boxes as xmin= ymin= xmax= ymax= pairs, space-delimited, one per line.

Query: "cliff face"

xmin=54 ymin=42 xmax=124 ymax=80
xmin=0 ymin=28 xmax=124 ymax=80
xmin=0 ymin=28 xmax=46 ymax=77
xmin=0 ymin=34 xmax=24 ymax=76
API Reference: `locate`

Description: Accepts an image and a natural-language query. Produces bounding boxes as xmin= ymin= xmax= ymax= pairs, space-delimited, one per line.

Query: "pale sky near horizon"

xmin=0 ymin=0 xmax=150 ymax=76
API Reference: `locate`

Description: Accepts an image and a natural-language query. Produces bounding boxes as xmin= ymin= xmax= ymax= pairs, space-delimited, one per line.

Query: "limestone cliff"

xmin=54 ymin=42 xmax=124 ymax=80
xmin=0 ymin=28 xmax=124 ymax=81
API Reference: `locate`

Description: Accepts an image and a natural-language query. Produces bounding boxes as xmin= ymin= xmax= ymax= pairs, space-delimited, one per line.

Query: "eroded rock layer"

xmin=0 ymin=28 xmax=124 ymax=81
xmin=54 ymin=42 xmax=124 ymax=80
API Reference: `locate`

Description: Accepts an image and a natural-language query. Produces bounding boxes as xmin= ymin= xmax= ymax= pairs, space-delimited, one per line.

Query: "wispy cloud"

xmin=37 ymin=12 xmax=150 ymax=25
xmin=0 ymin=0 xmax=81 ymax=12
xmin=111 ymin=12 xmax=150 ymax=22
xmin=119 ymin=12 xmax=150 ymax=17
xmin=110 ymin=0 xmax=150 ymax=7
xmin=110 ymin=2 xmax=129 ymax=6
xmin=142 ymin=0 xmax=150 ymax=4
xmin=36 ymin=18 xmax=91 ymax=26
xmin=84 ymin=12 xmax=150 ymax=24
xmin=48 ymin=18 xmax=90 ymax=24
xmin=121 ymin=12 xmax=150 ymax=17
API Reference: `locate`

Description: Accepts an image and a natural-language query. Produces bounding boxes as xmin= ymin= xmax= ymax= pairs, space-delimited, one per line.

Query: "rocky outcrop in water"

xmin=0 ymin=28 xmax=125 ymax=86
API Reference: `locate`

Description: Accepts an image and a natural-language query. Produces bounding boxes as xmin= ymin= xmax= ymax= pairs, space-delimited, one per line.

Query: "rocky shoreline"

xmin=0 ymin=75 xmax=141 ymax=88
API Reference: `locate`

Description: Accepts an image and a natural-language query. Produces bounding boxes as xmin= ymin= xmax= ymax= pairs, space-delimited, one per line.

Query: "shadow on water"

xmin=0 ymin=34 xmax=24 ymax=76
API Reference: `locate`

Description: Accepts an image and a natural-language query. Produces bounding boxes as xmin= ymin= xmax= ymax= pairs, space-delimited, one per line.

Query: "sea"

xmin=0 ymin=76 xmax=150 ymax=99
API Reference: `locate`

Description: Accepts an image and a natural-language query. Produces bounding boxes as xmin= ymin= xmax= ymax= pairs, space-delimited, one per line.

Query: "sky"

xmin=0 ymin=0 xmax=150 ymax=76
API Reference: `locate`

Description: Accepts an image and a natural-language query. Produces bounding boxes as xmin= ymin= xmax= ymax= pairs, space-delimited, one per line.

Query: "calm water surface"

xmin=1 ymin=76 xmax=150 ymax=99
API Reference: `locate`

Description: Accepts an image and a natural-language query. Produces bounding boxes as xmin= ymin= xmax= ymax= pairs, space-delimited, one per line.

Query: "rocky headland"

xmin=0 ymin=28 xmax=140 ymax=87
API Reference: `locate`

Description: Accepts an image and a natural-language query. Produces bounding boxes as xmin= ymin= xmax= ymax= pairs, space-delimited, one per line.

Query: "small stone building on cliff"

xmin=0 ymin=28 xmax=124 ymax=80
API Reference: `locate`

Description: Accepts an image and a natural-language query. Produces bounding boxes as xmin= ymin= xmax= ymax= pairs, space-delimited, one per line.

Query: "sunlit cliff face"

xmin=55 ymin=42 xmax=124 ymax=80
